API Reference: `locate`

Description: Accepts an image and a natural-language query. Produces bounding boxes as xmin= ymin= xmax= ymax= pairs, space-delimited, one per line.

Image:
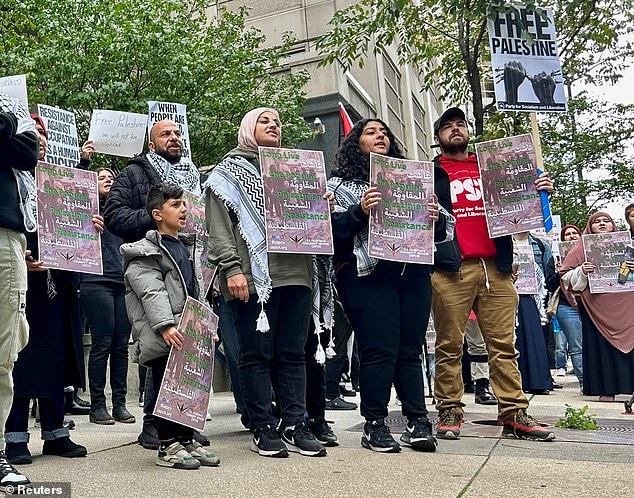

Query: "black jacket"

xmin=432 ymin=155 xmax=514 ymax=274
xmin=103 ymin=155 xmax=163 ymax=243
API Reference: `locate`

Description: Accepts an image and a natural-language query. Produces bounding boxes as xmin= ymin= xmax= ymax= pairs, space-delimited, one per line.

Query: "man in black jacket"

xmin=431 ymin=107 xmax=555 ymax=442
xmin=104 ymin=120 xmax=203 ymax=450
xmin=0 ymin=94 xmax=38 ymax=491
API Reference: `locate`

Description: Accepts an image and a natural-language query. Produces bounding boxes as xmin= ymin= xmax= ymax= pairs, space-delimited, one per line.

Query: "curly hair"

xmin=331 ymin=118 xmax=404 ymax=180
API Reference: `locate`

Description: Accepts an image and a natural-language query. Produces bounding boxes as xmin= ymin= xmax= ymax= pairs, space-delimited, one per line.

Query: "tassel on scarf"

xmin=46 ymin=270 xmax=57 ymax=299
xmin=256 ymin=302 xmax=270 ymax=333
xmin=314 ymin=343 xmax=326 ymax=365
xmin=325 ymin=330 xmax=336 ymax=359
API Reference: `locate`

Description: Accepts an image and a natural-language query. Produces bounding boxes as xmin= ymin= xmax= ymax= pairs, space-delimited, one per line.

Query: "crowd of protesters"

xmin=1 ymin=95 xmax=633 ymax=489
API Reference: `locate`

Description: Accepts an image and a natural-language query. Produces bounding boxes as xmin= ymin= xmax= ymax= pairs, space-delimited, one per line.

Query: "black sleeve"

xmin=331 ymin=204 xmax=368 ymax=242
xmin=544 ymin=254 xmax=560 ymax=293
xmin=77 ymin=158 xmax=91 ymax=170
xmin=433 ymin=166 xmax=453 ymax=242
xmin=103 ymin=168 xmax=154 ymax=242
xmin=0 ymin=112 xmax=38 ymax=171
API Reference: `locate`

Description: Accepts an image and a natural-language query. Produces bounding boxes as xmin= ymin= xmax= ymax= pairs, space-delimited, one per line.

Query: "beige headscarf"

xmin=237 ymin=107 xmax=280 ymax=152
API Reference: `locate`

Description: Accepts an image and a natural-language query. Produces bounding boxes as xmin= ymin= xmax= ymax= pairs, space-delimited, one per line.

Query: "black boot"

xmin=5 ymin=442 xmax=32 ymax=465
xmin=112 ymin=406 xmax=136 ymax=424
xmin=89 ymin=407 xmax=115 ymax=425
xmin=474 ymin=379 xmax=497 ymax=405
xmin=64 ymin=389 xmax=90 ymax=416
xmin=73 ymin=391 xmax=91 ymax=408
xmin=137 ymin=415 xmax=159 ymax=450
xmin=42 ymin=437 xmax=87 ymax=458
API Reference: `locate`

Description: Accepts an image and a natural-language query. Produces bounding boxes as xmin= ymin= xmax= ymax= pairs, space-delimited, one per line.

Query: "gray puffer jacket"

xmin=121 ymin=230 xmax=200 ymax=365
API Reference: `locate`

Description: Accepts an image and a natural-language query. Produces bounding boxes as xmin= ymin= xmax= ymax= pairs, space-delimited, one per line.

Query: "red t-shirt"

xmin=439 ymin=154 xmax=496 ymax=260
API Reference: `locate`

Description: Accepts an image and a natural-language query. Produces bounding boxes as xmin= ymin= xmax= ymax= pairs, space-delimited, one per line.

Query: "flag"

xmin=338 ymin=102 xmax=353 ymax=144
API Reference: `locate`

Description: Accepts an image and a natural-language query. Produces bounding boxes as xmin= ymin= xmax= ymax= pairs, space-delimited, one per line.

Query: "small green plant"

xmin=555 ymin=404 xmax=599 ymax=430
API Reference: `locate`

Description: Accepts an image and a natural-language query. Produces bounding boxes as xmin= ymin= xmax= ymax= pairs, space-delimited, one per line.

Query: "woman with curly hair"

xmin=327 ymin=118 xmax=453 ymax=453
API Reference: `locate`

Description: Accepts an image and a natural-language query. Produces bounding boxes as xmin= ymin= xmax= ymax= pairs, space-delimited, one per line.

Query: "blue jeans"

xmin=555 ymin=303 xmax=583 ymax=384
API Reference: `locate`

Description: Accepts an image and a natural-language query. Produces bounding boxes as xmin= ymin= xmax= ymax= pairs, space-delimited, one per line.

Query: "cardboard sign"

xmin=88 ymin=110 xmax=147 ymax=157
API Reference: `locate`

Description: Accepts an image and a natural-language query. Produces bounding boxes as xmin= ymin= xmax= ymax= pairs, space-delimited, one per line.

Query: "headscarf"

xmin=560 ymin=211 xmax=634 ymax=353
xmin=30 ymin=113 xmax=48 ymax=139
xmin=560 ymin=224 xmax=581 ymax=241
xmin=237 ymin=107 xmax=280 ymax=152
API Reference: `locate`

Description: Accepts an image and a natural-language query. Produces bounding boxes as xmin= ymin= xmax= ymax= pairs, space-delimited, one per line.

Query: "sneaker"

xmin=339 ymin=385 xmax=357 ymax=397
xmin=42 ymin=437 xmax=87 ymax=458
xmin=63 ymin=418 xmax=75 ymax=430
xmin=138 ymin=392 xmax=145 ymax=408
xmin=324 ymin=396 xmax=357 ymax=410
xmin=436 ymin=408 xmax=463 ymax=440
xmin=184 ymin=440 xmax=220 ymax=467
xmin=361 ymin=420 xmax=401 ymax=453
xmin=309 ymin=418 xmax=339 ymax=447
xmin=138 ymin=419 xmax=160 ymax=450
xmin=475 ymin=386 xmax=498 ymax=405
xmin=501 ymin=409 xmax=556 ymax=441
xmin=400 ymin=418 xmax=437 ymax=452
xmin=0 ymin=451 xmax=31 ymax=492
xmin=5 ymin=442 xmax=32 ymax=465
xmin=282 ymin=423 xmax=327 ymax=457
xmin=156 ymin=442 xmax=200 ymax=470
xmin=251 ymin=425 xmax=288 ymax=458
xmin=556 ymin=368 xmax=566 ymax=377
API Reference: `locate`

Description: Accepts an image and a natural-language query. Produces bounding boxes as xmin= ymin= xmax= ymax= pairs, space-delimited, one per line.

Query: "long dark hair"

xmin=331 ymin=118 xmax=404 ymax=181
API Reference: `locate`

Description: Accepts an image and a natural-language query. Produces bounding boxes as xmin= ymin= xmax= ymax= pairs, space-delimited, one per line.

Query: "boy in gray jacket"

xmin=121 ymin=183 xmax=219 ymax=470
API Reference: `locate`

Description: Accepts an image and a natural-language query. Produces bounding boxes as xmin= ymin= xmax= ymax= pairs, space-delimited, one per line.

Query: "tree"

xmin=317 ymin=0 xmax=634 ymax=223
xmin=0 ymin=1 xmax=312 ymax=168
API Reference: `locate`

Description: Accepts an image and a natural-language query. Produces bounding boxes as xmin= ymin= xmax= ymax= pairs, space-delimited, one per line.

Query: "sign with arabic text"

xmin=582 ymin=231 xmax=634 ymax=294
xmin=513 ymin=244 xmax=538 ymax=294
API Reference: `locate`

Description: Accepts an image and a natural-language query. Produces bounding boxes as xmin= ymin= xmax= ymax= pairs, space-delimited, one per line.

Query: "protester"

xmin=80 ymin=168 xmax=134 ymax=425
xmin=0 ymin=94 xmax=38 ymax=491
xmin=560 ymin=212 xmax=634 ymax=401
xmin=205 ymin=107 xmax=326 ymax=458
xmin=431 ymin=107 xmax=555 ymax=441
xmin=122 ymin=183 xmax=219 ymax=469
xmin=512 ymin=232 xmax=553 ymax=394
xmin=545 ymin=224 xmax=583 ymax=390
xmin=464 ymin=314 xmax=497 ymax=405
xmin=625 ymin=203 xmax=634 ymax=240
xmin=327 ymin=118 xmax=452 ymax=453
xmin=4 ymin=114 xmax=89 ymax=466
xmin=104 ymin=120 xmax=206 ymax=450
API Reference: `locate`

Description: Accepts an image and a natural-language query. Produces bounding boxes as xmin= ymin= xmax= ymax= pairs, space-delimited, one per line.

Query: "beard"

xmin=438 ymin=134 xmax=468 ymax=154
xmin=155 ymin=143 xmax=182 ymax=163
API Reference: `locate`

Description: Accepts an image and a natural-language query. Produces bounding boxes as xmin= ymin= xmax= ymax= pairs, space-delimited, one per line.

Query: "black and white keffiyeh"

xmin=311 ymin=255 xmax=336 ymax=364
xmin=147 ymin=151 xmax=201 ymax=195
xmin=0 ymin=94 xmax=37 ymax=232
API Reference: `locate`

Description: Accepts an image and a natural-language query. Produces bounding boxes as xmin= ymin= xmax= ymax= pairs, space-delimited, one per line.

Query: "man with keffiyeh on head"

xmin=0 ymin=93 xmax=38 ymax=491
xmin=104 ymin=119 xmax=207 ymax=451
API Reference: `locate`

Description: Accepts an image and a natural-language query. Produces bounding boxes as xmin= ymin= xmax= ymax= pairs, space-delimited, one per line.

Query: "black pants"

xmin=336 ymin=264 xmax=431 ymax=422
xmin=145 ymin=355 xmax=193 ymax=442
xmin=80 ymin=281 xmax=131 ymax=409
xmin=231 ymin=286 xmax=311 ymax=430
xmin=325 ymin=299 xmax=354 ymax=399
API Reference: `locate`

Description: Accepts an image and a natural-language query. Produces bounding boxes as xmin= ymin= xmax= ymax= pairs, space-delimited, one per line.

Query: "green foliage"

xmin=0 ymin=1 xmax=311 ymax=169
xmin=555 ymin=404 xmax=599 ymax=430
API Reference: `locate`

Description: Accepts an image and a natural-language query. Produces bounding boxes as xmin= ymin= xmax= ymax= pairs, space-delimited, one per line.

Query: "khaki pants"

xmin=0 ymin=228 xmax=29 ymax=449
xmin=432 ymin=259 xmax=527 ymax=418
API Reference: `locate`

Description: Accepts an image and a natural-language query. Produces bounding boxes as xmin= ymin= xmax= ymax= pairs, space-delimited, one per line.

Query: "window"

xmin=412 ymin=96 xmax=429 ymax=160
xmin=383 ymin=55 xmax=406 ymax=152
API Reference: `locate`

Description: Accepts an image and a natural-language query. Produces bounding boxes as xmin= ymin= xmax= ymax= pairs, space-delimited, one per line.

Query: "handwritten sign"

xmin=476 ymin=134 xmax=544 ymax=238
xmin=488 ymin=6 xmax=566 ymax=112
xmin=37 ymin=104 xmax=81 ymax=168
xmin=88 ymin=110 xmax=147 ymax=158
xmin=513 ymin=244 xmax=538 ymax=294
xmin=368 ymin=152 xmax=435 ymax=264
xmin=0 ymin=74 xmax=28 ymax=109
xmin=260 ymin=147 xmax=333 ymax=255
xmin=148 ymin=101 xmax=192 ymax=160
xmin=154 ymin=297 xmax=218 ymax=431
xmin=582 ymin=231 xmax=634 ymax=294
xmin=36 ymin=162 xmax=102 ymax=274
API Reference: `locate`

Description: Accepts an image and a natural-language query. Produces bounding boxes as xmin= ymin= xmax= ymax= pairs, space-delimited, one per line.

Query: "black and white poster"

xmin=488 ymin=6 xmax=567 ymax=113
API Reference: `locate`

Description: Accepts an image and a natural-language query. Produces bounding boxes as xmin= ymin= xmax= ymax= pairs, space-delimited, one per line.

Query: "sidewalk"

xmin=15 ymin=375 xmax=634 ymax=497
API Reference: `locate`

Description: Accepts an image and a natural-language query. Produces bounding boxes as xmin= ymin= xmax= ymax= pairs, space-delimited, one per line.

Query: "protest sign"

xmin=488 ymin=6 xmax=566 ymax=112
xmin=582 ymin=231 xmax=634 ymax=294
xmin=0 ymin=74 xmax=28 ymax=109
xmin=368 ymin=152 xmax=435 ymax=264
xmin=36 ymin=162 xmax=102 ymax=274
xmin=558 ymin=240 xmax=578 ymax=262
xmin=513 ymin=244 xmax=538 ymax=294
xmin=147 ymin=101 xmax=192 ymax=160
xmin=37 ymin=104 xmax=81 ymax=168
xmin=154 ymin=297 xmax=218 ymax=431
xmin=476 ymin=134 xmax=544 ymax=238
xmin=88 ymin=110 xmax=147 ymax=157
xmin=259 ymin=147 xmax=333 ymax=255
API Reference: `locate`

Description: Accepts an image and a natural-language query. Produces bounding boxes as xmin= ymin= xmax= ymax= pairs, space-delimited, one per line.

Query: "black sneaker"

xmin=436 ymin=408 xmax=463 ymax=439
xmin=324 ymin=396 xmax=357 ymax=410
xmin=42 ymin=437 xmax=87 ymax=458
xmin=251 ymin=425 xmax=288 ymax=458
xmin=339 ymin=385 xmax=357 ymax=397
xmin=309 ymin=418 xmax=339 ymax=447
xmin=501 ymin=409 xmax=556 ymax=441
xmin=282 ymin=422 xmax=327 ymax=457
xmin=361 ymin=420 xmax=401 ymax=453
xmin=0 ymin=451 xmax=31 ymax=492
xmin=400 ymin=418 xmax=437 ymax=452
xmin=138 ymin=419 xmax=160 ymax=450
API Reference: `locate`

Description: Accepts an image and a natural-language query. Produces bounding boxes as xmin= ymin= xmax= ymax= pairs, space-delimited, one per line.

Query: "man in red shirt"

xmin=431 ymin=108 xmax=555 ymax=441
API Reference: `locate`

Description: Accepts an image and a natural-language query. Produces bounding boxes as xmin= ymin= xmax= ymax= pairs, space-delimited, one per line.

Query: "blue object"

xmin=551 ymin=315 xmax=561 ymax=334
xmin=537 ymin=168 xmax=552 ymax=232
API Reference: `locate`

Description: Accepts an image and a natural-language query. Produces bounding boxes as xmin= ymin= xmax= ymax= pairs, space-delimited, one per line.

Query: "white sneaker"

xmin=556 ymin=368 xmax=566 ymax=377
xmin=0 ymin=451 xmax=32 ymax=491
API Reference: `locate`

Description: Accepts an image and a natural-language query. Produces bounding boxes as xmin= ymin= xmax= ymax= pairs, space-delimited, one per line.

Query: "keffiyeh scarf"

xmin=147 ymin=151 xmax=201 ymax=195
